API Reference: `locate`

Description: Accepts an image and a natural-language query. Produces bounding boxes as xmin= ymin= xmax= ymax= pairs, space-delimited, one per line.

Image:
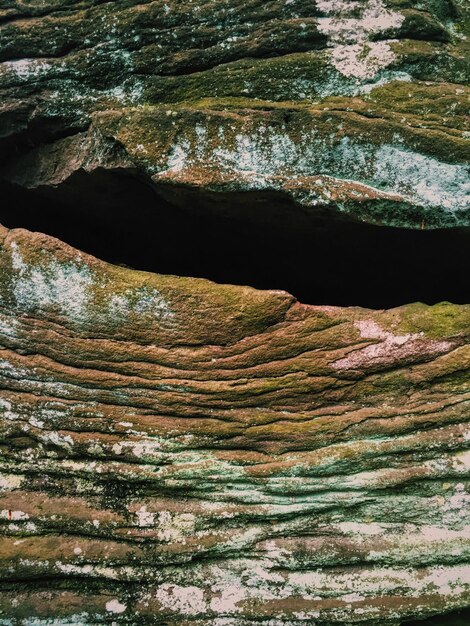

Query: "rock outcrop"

xmin=0 ymin=226 xmax=469 ymax=624
xmin=0 ymin=0 xmax=469 ymax=228
xmin=0 ymin=1 xmax=469 ymax=624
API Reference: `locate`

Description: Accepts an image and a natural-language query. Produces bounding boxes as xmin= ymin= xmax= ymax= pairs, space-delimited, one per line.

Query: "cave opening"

xmin=0 ymin=170 xmax=468 ymax=310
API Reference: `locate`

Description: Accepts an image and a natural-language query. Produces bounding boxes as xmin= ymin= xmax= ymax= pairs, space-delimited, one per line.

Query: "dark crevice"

xmin=0 ymin=171 xmax=469 ymax=309
xmin=0 ymin=120 xmax=88 ymax=169
xmin=404 ymin=607 xmax=470 ymax=625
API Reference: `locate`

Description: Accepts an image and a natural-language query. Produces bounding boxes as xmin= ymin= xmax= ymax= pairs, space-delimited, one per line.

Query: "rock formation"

xmin=1 ymin=0 xmax=469 ymax=229
xmin=0 ymin=0 xmax=469 ymax=624
xmin=0 ymin=225 xmax=469 ymax=624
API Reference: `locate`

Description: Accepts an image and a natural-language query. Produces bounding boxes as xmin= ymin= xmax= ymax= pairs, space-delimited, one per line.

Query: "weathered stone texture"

xmin=0 ymin=0 xmax=469 ymax=228
xmin=0 ymin=226 xmax=469 ymax=624
xmin=0 ymin=0 xmax=469 ymax=624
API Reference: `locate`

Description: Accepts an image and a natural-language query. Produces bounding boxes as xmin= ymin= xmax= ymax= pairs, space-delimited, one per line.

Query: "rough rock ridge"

xmin=0 ymin=0 xmax=469 ymax=228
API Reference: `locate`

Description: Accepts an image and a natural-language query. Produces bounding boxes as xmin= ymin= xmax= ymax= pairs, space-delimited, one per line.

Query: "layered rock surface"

xmin=0 ymin=0 xmax=470 ymax=624
xmin=0 ymin=226 xmax=469 ymax=624
xmin=0 ymin=0 xmax=469 ymax=227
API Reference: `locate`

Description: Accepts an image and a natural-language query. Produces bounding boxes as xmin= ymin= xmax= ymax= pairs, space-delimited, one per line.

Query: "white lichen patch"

xmin=135 ymin=505 xmax=156 ymax=527
xmin=210 ymin=583 xmax=245 ymax=614
xmin=0 ymin=315 xmax=18 ymax=340
xmin=155 ymin=584 xmax=206 ymax=615
xmin=442 ymin=483 xmax=470 ymax=525
xmin=111 ymin=438 xmax=163 ymax=459
xmin=134 ymin=508 xmax=196 ymax=541
xmin=452 ymin=450 xmax=470 ymax=473
xmin=157 ymin=123 xmax=469 ymax=216
xmin=336 ymin=521 xmax=384 ymax=536
xmin=0 ymin=399 xmax=17 ymax=422
xmin=106 ymin=78 xmax=144 ymax=104
xmin=372 ymin=143 xmax=470 ymax=212
xmin=10 ymin=243 xmax=94 ymax=321
xmin=108 ymin=286 xmax=174 ymax=325
xmin=1 ymin=58 xmax=54 ymax=82
xmin=105 ymin=599 xmax=127 ymax=614
xmin=7 ymin=241 xmax=177 ymax=330
xmin=38 ymin=430 xmax=75 ymax=451
xmin=0 ymin=509 xmax=29 ymax=521
xmin=0 ymin=473 xmax=23 ymax=491
xmin=284 ymin=563 xmax=470 ymax=599
xmin=0 ymin=358 xmax=30 ymax=382
xmin=165 ymin=138 xmax=193 ymax=174
xmin=330 ymin=521 xmax=470 ymax=565
xmin=330 ymin=41 xmax=398 ymax=80
xmin=332 ymin=319 xmax=451 ymax=369
xmin=355 ymin=319 xmax=415 ymax=343
xmin=316 ymin=0 xmax=404 ymax=79
xmin=425 ymin=565 xmax=470 ymax=597
xmin=4 ymin=613 xmax=91 ymax=625
xmin=137 ymin=557 xmax=470 ymax=621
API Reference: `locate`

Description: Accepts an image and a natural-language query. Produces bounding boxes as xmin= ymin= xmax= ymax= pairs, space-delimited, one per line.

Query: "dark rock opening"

xmin=0 ymin=172 xmax=468 ymax=309
xmin=405 ymin=607 xmax=470 ymax=625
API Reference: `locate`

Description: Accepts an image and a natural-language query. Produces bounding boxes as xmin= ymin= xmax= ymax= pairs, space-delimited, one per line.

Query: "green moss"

xmin=365 ymin=80 xmax=469 ymax=128
xmin=142 ymin=51 xmax=353 ymax=105
xmin=397 ymin=9 xmax=451 ymax=42
xmin=397 ymin=302 xmax=470 ymax=339
xmin=391 ymin=39 xmax=470 ymax=84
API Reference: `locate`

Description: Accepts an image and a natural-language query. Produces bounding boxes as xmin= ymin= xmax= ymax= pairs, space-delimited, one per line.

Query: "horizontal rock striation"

xmin=0 ymin=0 xmax=469 ymax=228
xmin=0 ymin=225 xmax=469 ymax=624
xmin=0 ymin=0 xmax=470 ymax=624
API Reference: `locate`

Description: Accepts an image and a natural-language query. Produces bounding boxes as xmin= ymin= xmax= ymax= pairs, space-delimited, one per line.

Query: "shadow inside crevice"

xmin=404 ymin=606 xmax=470 ymax=625
xmin=0 ymin=171 xmax=468 ymax=309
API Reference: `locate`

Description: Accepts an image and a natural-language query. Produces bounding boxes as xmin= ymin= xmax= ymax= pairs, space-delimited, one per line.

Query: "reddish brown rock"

xmin=0 ymin=0 xmax=469 ymax=623
xmin=0 ymin=225 xmax=469 ymax=624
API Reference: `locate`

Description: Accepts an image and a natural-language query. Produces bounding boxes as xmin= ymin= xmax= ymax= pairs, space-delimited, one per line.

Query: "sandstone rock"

xmin=0 ymin=225 xmax=469 ymax=624
xmin=0 ymin=0 xmax=469 ymax=624
xmin=0 ymin=0 xmax=468 ymax=228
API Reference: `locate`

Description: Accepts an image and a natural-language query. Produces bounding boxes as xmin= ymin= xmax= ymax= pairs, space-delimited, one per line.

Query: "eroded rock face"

xmin=0 ymin=225 xmax=469 ymax=624
xmin=0 ymin=0 xmax=469 ymax=228
xmin=0 ymin=1 xmax=470 ymax=624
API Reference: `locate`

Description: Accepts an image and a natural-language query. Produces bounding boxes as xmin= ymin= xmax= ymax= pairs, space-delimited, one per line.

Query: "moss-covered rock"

xmin=0 ymin=0 xmax=468 ymax=229
xmin=0 ymin=2 xmax=469 ymax=624
xmin=0 ymin=225 xmax=469 ymax=624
